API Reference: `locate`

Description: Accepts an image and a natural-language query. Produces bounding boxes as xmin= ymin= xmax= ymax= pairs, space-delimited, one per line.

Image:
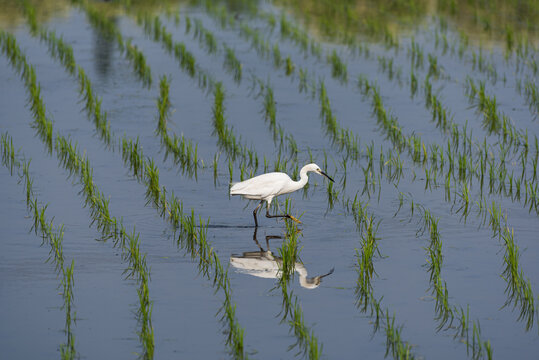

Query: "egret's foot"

xmin=288 ymin=215 xmax=302 ymax=224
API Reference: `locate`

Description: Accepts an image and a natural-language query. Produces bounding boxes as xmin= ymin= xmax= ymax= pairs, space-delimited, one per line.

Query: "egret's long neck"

xmin=293 ymin=167 xmax=310 ymax=190
xmin=295 ymin=264 xmax=312 ymax=288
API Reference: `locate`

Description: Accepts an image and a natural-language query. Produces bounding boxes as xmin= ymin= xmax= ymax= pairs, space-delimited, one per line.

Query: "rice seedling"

xmin=285 ymin=55 xmax=295 ymax=76
xmin=327 ymin=49 xmax=348 ymax=83
xmin=408 ymin=37 xmax=424 ymax=69
xmin=355 ymin=214 xmax=380 ymax=308
xmin=261 ymin=80 xmax=278 ymax=140
xmin=500 ymin=226 xmax=537 ymax=331
xmin=135 ymin=12 xmax=211 ymax=86
xmin=521 ymin=79 xmax=539 ymax=118
xmin=223 ymin=44 xmax=242 ymax=83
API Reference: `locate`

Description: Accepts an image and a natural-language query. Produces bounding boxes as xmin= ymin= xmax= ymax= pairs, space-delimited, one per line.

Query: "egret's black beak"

xmin=319 ymin=267 xmax=335 ymax=279
xmin=320 ymin=170 xmax=334 ymax=183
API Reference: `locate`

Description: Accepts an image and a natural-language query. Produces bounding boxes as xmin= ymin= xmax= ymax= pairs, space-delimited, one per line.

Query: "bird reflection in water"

xmin=230 ymin=228 xmax=334 ymax=289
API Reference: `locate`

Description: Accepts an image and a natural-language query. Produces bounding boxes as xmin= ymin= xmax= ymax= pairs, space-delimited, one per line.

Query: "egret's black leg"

xmin=265 ymin=205 xmax=302 ymax=224
xmin=253 ymin=200 xmax=264 ymax=227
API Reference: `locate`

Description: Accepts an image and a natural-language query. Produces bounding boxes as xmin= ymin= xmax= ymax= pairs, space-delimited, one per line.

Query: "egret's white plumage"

xmin=230 ymin=163 xmax=334 ymax=226
xmin=230 ymin=229 xmax=334 ymax=288
xmin=230 ymin=251 xmax=334 ymax=289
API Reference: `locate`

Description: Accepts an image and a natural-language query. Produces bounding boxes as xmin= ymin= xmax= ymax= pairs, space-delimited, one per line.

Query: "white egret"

xmin=230 ymin=163 xmax=334 ymax=226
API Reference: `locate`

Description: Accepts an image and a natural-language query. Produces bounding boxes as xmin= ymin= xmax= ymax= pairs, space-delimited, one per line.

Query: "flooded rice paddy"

xmin=1 ymin=0 xmax=538 ymax=359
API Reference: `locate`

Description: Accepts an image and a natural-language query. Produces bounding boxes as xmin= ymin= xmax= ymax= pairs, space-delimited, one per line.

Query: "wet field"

xmin=1 ymin=0 xmax=538 ymax=359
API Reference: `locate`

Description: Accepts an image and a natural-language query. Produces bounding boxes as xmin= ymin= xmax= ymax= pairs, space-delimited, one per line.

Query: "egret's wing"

xmin=230 ymin=172 xmax=290 ymax=198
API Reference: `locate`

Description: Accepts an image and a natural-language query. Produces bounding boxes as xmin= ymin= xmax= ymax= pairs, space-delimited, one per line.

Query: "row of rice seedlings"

xmin=475 ymin=200 xmax=538 ymax=331
xmin=135 ymin=12 xmax=214 ymax=91
xmin=200 ymin=7 xmax=407 ymax=190
xmin=276 ymin=220 xmax=323 ymax=359
xmin=420 ymin=210 xmax=454 ymax=330
xmin=418 ymin=168 xmax=538 ymax=335
xmin=356 ymin=74 xmax=538 ymax=333
xmin=131 ymin=174 xmax=247 ymax=357
xmin=56 ymin=137 xmax=155 ymax=358
xmin=500 ymin=226 xmax=537 ymax=331
xmin=155 ymin=75 xmax=201 ymax=177
xmin=249 ymin=75 xmax=306 ymax=163
xmin=20 ymin=3 xmax=113 ymax=145
xmin=202 ymin=0 xmax=529 ymax=211
xmin=350 ymin=203 xmax=417 ymax=359
xmin=60 ymin=138 xmax=155 ymax=357
xmin=361 ymin=36 xmax=517 ymax=195
xmin=212 ymin=81 xmax=258 ymax=167
xmin=118 ymin=130 xmax=248 ymax=358
xmin=1 ymin=134 xmax=78 ymax=359
xmin=0 ymin=32 xmax=53 ymax=151
xmin=248 ymin=76 xmax=285 ymax=147
xmin=226 ymin=3 xmax=532 ymax=352
xmin=317 ymin=80 xmax=360 ymax=161
xmin=21 ymin=7 xmax=248 ymax=352
xmin=392 ymin=194 xmax=494 ymax=358
xmin=191 ymin=6 xmax=327 ymax=166
xmin=23 ymin=3 xmax=76 ymax=75
xmin=156 ymin=11 xmax=298 ymax=162
xmin=166 ymin=11 xmax=314 ymax=169
xmin=72 ymin=0 xmax=152 ymax=87
xmin=48 ymin=19 xmax=246 ymax=351
xmin=360 ymin=73 xmax=539 ymax=215
xmin=422 ymin=74 xmax=539 ymax=199
xmin=139 ymin=15 xmax=307 ymax=186
xmin=1 ymin=33 xmax=155 ymax=357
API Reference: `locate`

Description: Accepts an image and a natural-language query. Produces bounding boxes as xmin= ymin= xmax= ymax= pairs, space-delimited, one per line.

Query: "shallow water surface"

xmin=1 ymin=0 xmax=539 ymax=359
